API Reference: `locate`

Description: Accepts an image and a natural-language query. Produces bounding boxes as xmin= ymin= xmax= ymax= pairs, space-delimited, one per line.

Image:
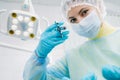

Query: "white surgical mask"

xmin=71 ymin=10 xmax=101 ymax=38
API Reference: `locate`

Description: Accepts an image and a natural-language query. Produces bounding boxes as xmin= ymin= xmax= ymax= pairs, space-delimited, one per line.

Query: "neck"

xmin=92 ymin=22 xmax=117 ymax=39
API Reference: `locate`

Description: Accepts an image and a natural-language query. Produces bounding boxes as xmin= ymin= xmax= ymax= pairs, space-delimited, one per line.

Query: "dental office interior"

xmin=0 ymin=0 xmax=120 ymax=80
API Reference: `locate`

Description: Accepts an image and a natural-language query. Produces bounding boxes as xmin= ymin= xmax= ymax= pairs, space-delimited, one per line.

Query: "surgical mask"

xmin=71 ymin=10 xmax=101 ymax=38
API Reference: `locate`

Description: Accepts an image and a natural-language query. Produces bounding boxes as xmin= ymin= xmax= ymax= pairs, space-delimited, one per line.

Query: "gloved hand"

xmin=102 ymin=65 xmax=120 ymax=80
xmin=35 ymin=22 xmax=69 ymax=58
xmin=81 ymin=72 xmax=97 ymax=80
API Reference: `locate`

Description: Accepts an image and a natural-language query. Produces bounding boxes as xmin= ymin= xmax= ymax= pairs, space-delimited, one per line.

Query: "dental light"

xmin=7 ymin=0 xmax=39 ymax=40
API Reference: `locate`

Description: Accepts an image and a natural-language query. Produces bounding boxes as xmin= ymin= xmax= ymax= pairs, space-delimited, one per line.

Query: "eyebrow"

xmin=69 ymin=16 xmax=75 ymax=19
xmin=68 ymin=7 xmax=88 ymax=19
xmin=79 ymin=8 xmax=86 ymax=14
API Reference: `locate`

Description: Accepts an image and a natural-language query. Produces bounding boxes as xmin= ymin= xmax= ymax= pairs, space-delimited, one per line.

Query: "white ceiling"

xmin=0 ymin=0 xmax=120 ymax=16
xmin=0 ymin=0 xmax=120 ymax=6
xmin=0 ymin=0 xmax=120 ymax=22
xmin=0 ymin=0 xmax=62 ymax=6
xmin=0 ymin=0 xmax=120 ymax=15
xmin=0 ymin=0 xmax=120 ymax=24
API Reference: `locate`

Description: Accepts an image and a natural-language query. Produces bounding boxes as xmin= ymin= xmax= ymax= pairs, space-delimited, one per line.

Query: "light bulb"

xmin=24 ymin=17 xmax=30 ymax=23
xmin=12 ymin=19 xmax=18 ymax=24
xmin=11 ymin=25 xmax=17 ymax=30
xmin=15 ymin=30 xmax=21 ymax=35
xmin=28 ymin=28 xmax=33 ymax=33
xmin=28 ymin=22 xmax=34 ymax=27
xmin=18 ymin=15 xmax=23 ymax=22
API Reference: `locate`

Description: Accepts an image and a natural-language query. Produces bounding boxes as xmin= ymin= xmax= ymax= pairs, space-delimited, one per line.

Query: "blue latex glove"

xmin=81 ymin=72 xmax=97 ymax=80
xmin=35 ymin=22 xmax=69 ymax=58
xmin=102 ymin=65 xmax=120 ymax=80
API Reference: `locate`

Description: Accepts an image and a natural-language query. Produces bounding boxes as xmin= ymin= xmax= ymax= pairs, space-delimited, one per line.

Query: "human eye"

xmin=70 ymin=18 xmax=77 ymax=23
xmin=81 ymin=9 xmax=89 ymax=17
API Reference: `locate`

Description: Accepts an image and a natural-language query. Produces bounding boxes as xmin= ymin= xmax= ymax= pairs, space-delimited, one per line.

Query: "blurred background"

xmin=0 ymin=0 xmax=120 ymax=80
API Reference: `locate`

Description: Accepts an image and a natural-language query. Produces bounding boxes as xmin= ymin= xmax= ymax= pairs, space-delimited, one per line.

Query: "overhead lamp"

xmin=7 ymin=0 xmax=39 ymax=40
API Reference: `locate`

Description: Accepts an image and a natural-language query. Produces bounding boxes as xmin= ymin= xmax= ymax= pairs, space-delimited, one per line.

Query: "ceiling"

xmin=0 ymin=0 xmax=120 ymax=17
xmin=0 ymin=0 xmax=120 ymax=21
xmin=0 ymin=0 xmax=120 ymax=22
xmin=0 ymin=0 xmax=120 ymax=6
xmin=0 ymin=0 xmax=119 ymax=16
xmin=0 ymin=0 xmax=62 ymax=6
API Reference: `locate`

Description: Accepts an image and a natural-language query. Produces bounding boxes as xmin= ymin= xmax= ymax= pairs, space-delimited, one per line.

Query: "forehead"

xmin=67 ymin=5 xmax=93 ymax=18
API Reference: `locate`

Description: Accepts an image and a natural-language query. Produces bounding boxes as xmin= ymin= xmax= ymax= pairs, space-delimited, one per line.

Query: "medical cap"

xmin=61 ymin=0 xmax=107 ymax=19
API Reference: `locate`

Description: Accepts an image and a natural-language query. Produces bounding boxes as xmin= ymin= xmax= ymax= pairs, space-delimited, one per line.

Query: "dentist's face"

xmin=67 ymin=5 xmax=100 ymax=24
